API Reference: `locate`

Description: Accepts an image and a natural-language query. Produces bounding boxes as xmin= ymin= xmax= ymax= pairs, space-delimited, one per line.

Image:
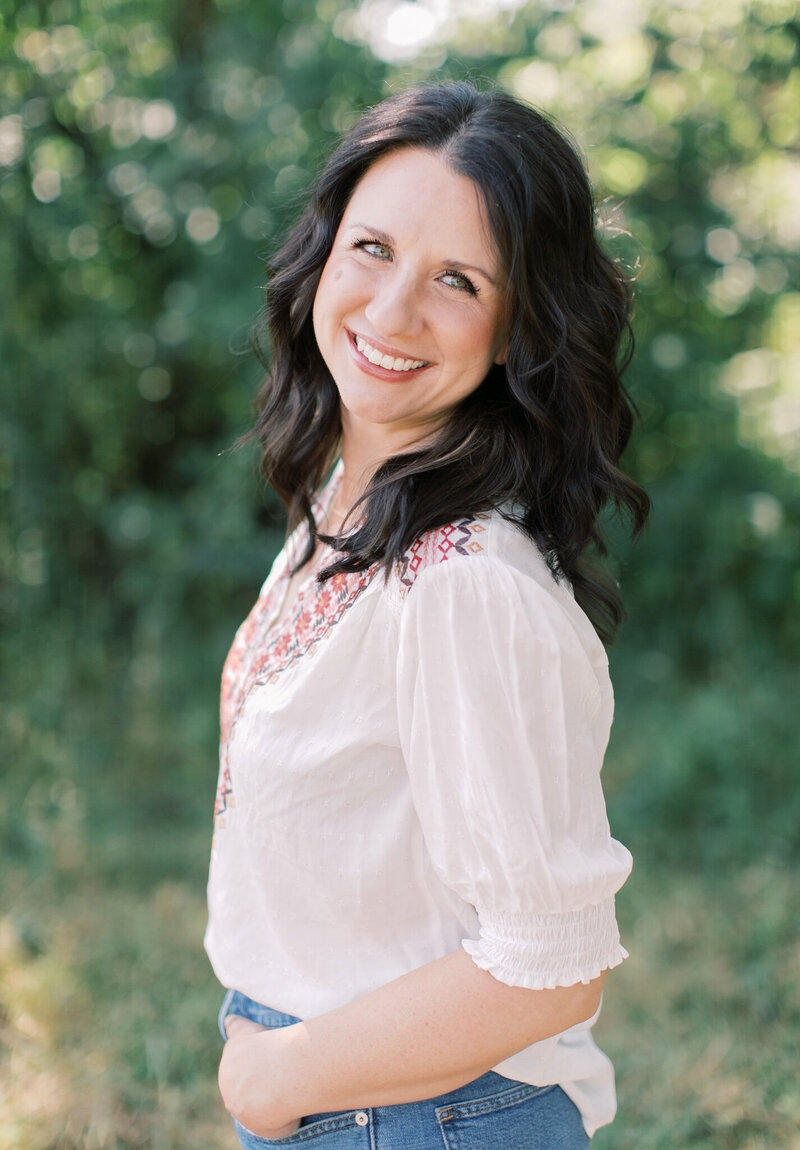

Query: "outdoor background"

xmin=2 ymin=0 xmax=799 ymax=1146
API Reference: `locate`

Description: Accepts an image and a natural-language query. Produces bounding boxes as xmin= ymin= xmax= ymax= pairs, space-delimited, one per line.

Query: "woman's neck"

xmin=338 ymin=411 xmax=434 ymax=518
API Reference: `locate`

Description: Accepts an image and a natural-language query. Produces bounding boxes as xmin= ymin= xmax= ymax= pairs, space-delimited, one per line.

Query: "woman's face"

xmin=312 ymin=147 xmax=508 ymax=458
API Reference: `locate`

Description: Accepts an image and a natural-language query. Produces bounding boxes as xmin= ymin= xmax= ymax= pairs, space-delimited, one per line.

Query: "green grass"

xmin=594 ymin=863 xmax=800 ymax=1150
xmin=1 ymin=844 xmax=232 ymax=1150
xmin=3 ymin=821 xmax=798 ymax=1148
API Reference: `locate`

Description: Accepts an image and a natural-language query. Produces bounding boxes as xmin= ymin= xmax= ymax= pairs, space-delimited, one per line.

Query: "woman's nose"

xmin=363 ymin=271 xmax=423 ymax=339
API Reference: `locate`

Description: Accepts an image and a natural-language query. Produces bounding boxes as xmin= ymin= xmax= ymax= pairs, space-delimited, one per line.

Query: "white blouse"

xmin=204 ymin=466 xmax=632 ymax=1137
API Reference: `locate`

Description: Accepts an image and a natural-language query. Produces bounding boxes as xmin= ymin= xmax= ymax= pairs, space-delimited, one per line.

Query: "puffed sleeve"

xmin=396 ymin=554 xmax=632 ymax=990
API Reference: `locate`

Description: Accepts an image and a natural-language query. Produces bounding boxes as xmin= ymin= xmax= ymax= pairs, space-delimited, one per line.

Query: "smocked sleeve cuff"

xmin=462 ymin=897 xmax=629 ymax=990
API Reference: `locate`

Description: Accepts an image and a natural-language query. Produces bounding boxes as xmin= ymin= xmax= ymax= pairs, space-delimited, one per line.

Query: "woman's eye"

xmin=353 ymin=239 xmax=391 ymax=260
xmin=440 ymin=271 xmax=478 ymax=295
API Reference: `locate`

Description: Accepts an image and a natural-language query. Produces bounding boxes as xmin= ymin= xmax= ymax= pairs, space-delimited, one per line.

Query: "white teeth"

xmin=354 ymin=335 xmax=425 ymax=372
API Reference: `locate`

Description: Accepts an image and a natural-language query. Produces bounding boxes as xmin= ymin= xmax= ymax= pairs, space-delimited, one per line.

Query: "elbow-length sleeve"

xmin=395 ymin=553 xmax=632 ymax=990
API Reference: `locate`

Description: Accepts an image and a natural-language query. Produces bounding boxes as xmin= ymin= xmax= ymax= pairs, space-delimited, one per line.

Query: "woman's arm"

xmin=218 ymin=948 xmax=606 ymax=1137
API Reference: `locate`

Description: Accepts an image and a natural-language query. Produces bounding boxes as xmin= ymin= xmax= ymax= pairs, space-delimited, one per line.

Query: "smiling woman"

xmin=205 ymin=81 xmax=650 ymax=1149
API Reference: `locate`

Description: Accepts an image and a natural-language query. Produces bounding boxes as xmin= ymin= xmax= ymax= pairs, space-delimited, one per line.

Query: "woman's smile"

xmin=349 ymin=330 xmax=431 ymax=377
xmin=312 ymin=147 xmax=508 ymax=454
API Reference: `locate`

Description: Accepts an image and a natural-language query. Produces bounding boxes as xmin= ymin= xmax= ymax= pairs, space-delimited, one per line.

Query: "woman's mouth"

xmin=350 ymin=332 xmax=430 ymax=374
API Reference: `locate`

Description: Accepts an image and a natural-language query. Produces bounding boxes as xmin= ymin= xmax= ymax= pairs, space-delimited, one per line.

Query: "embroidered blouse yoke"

xmin=205 ymin=471 xmax=632 ymax=1137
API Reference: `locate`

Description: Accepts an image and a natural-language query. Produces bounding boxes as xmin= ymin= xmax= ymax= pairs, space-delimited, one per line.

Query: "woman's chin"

xmin=339 ymin=396 xmax=428 ymax=441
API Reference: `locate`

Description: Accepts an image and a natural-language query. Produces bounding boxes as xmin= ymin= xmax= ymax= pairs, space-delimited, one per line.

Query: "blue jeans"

xmin=218 ymin=989 xmax=591 ymax=1149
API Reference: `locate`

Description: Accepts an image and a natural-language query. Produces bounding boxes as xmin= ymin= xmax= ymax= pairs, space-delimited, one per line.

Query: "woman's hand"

xmin=219 ymin=1016 xmax=302 ymax=1138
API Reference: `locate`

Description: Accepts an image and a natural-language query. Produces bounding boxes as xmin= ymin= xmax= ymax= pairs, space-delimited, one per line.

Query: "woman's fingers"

xmin=225 ymin=1014 xmax=268 ymax=1040
xmin=244 ymin=1116 xmax=302 ymax=1138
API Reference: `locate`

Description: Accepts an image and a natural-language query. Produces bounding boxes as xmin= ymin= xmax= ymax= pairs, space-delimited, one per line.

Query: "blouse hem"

xmin=461 ymin=896 xmax=629 ymax=989
xmin=462 ymin=937 xmax=629 ymax=990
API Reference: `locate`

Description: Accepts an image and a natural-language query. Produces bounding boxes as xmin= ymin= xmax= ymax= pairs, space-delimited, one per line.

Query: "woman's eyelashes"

xmin=440 ymin=270 xmax=478 ymax=295
xmin=351 ymin=237 xmax=391 ymax=260
xmin=350 ymin=237 xmax=479 ymax=296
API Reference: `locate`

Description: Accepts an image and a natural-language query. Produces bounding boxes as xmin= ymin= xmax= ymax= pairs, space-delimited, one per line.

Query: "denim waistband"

xmin=218 ymin=987 xmax=301 ymax=1041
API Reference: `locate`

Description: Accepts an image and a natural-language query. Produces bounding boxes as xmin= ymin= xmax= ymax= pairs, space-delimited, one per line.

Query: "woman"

xmin=205 ymin=81 xmax=649 ymax=1148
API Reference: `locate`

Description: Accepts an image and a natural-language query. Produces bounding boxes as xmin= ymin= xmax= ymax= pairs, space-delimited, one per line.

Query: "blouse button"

xmin=354 ymin=1111 xmax=369 ymax=1126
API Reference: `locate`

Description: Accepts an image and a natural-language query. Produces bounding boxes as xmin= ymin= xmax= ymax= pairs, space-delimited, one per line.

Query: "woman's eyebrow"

xmin=345 ymin=221 xmax=497 ymax=286
xmin=347 ymin=222 xmax=394 ymax=246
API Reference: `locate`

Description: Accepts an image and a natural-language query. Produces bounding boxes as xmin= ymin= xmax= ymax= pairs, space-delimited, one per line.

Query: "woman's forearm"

xmin=219 ymin=948 xmax=606 ymax=1133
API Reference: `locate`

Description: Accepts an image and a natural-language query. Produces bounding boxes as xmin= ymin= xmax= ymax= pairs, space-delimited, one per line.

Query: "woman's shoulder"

xmin=392 ymin=509 xmax=607 ymax=665
xmin=393 ymin=508 xmax=556 ymax=597
xmin=393 ymin=509 xmax=494 ymax=595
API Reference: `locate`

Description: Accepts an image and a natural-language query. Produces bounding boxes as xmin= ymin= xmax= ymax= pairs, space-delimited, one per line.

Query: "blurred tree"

xmin=1 ymin=0 xmax=798 ymax=868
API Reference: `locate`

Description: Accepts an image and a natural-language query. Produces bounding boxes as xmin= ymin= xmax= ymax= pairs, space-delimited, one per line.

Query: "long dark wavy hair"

xmin=250 ymin=81 xmax=649 ymax=642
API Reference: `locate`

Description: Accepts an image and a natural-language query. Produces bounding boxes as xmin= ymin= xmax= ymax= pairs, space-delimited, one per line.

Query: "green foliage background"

xmin=2 ymin=0 xmax=799 ymax=1146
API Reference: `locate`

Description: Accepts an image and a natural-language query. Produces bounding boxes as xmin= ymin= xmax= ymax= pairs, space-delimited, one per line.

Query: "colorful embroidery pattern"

xmin=395 ymin=513 xmax=490 ymax=596
xmin=213 ymin=509 xmax=490 ymax=825
xmin=213 ymin=554 xmax=376 ymax=823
